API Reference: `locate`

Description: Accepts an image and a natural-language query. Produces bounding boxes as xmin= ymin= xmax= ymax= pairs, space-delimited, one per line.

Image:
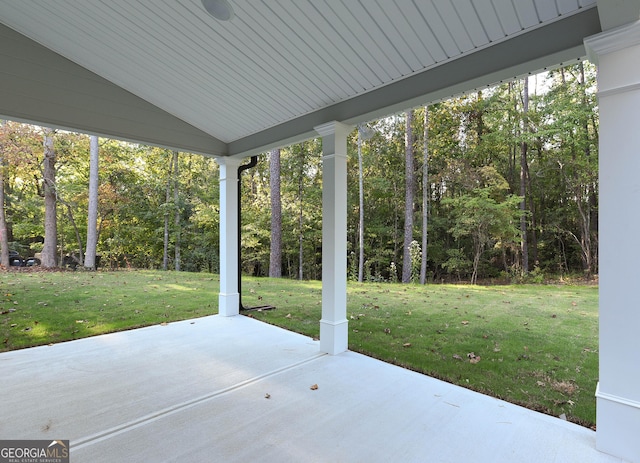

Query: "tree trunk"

xmin=0 ymin=121 xmax=9 ymax=268
xmin=162 ymin=152 xmax=173 ymax=270
xmin=84 ymin=135 xmax=99 ymax=269
xmin=402 ymin=110 xmax=415 ymax=283
xmin=527 ymin=168 xmax=539 ymax=267
xmin=298 ymin=168 xmax=304 ymax=281
xmin=41 ymin=128 xmax=57 ymax=268
xmin=269 ymin=148 xmax=282 ymax=278
xmin=420 ymin=106 xmax=429 ymax=284
xmin=520 ymin=77 xmax=529 ymax=274
xmin=0 ymin=161 xmax=7 ymax=268
xmin=580 ymin=62 xmax=596 ymax=275
xmin=63 ymin=201 xmax=84 ymax=265
xmin=471 ymin=242 xmax=483 ymax=285
xmin=173 ymin=150 xmax=181 ymax=271
xmin=358 ymin=132 xmax=365 ymax=282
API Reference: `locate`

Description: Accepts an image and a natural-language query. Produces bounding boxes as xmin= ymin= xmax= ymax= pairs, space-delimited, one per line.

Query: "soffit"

xmin=0 ymin=0 xmax=600 ymax=156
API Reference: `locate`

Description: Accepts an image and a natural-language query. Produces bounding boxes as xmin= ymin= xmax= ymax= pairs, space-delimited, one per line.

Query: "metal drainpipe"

xmin=237 ymin=155 xmax=258 ymax=310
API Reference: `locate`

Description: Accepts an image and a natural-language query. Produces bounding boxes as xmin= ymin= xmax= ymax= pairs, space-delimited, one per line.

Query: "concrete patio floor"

xmin=0 ymin=315 xmax=627 ymax=462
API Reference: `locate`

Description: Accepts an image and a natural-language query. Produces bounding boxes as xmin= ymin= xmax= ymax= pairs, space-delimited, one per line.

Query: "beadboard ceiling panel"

xmin=0 ymin=0 xmax=602 ymax=156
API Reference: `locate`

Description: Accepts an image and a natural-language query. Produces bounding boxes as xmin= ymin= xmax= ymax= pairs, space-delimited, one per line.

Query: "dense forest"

xmin=0 ymin=63 xmax=597 ymax=283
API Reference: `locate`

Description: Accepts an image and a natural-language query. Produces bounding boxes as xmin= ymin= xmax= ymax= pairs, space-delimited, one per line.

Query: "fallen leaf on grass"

xmin=402 ymin=343 xmax=412 ymax=348
xmin=285 ymin=313 xmax=292 ymax=319
xmin=461 ymin=320 xmax=469 ymax=325
xmin=310 ymin=384 xmax=318 ymax=390
xmin=551 ymin=380 xmax=578 ymax=395
xmin=453 ymin=354 xmax=463 ymax=361
xmin=467 ymin=352 xmax=481 ymax=364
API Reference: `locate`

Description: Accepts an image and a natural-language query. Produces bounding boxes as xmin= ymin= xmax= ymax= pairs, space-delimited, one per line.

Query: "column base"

xmin=319 ymin=318 xmax=348 ymax=355
xmin=596 ymin=382 xmax=640 ymax=462
xmin=218 ymin=292 xmax=239 ymax=317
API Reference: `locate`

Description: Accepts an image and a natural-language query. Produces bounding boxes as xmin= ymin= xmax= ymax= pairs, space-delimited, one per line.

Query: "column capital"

xmin=585 ymin=19 xmax=640 ymax=64
xmin=314 ymin=121 xmax=353 ymax=138
xmin=315 ymin=121 xmax=352 ymax=157
xmin=215 ymin=156 xmax=245 ymax=168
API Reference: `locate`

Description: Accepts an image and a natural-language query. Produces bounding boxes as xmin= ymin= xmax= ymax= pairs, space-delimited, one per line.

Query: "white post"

xmin=216 ymin=157 xmax=243 ymax=317
xmin=586 ymin=21 xmax=640 ymax=462
xmin=315 ymin=121 xmax=352 ymax=355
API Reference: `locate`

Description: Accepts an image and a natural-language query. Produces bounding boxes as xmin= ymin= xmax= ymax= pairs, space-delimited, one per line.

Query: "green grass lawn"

xmin=0 ymin=269 xmax=219 ymax=350
xmin=1 ymin=269 xmax=598 ymax=428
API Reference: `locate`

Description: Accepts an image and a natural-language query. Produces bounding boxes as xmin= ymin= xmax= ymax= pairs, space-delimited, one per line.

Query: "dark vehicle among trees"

xmin=8 ymin=250 xmax=40 ymax=267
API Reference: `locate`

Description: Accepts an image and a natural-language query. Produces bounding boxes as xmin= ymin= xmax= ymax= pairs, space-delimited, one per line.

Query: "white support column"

xmin=216 ymin=157 xmax=243 ymax=317
xmin=315 ymin=121 xmax=353 ymax=355
xmin=586 ymin=21 xmax=640 ymax=462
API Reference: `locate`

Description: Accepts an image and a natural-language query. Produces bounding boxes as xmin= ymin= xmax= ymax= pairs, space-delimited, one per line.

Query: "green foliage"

xmin=442 ymin=248 xmax=472 ymax=279
xmin=0 ymin=63 xmax=598 ymax=281
xmin=408 ymin=240 xmax=422 ymax=283
xmin=442 ymin=167 xmax=522 ymax=284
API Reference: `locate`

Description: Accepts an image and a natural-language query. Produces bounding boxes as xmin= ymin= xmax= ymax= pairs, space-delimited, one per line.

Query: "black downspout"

xmin=237 ymin=156 xmax=258 ymax=311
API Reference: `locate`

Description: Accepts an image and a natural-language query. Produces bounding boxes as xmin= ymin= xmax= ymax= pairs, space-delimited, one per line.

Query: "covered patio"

xmin=1 ymin=314 xmax=625 ymax=462
xmin=1 ymin=1 xmax=640 ymax=461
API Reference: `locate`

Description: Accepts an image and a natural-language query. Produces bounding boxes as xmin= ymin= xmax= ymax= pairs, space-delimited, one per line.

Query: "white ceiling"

xmin=0 ymin=0 xmax=614 ymax=156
